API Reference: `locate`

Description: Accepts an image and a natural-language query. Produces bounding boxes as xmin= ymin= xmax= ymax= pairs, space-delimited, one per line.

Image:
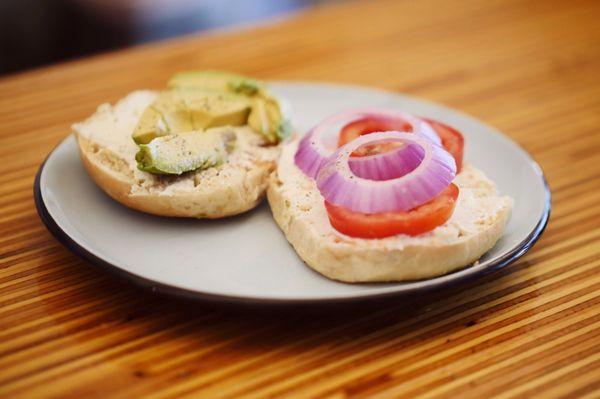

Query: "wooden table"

xmin=1 ymin=0 xmax=599 ymax=397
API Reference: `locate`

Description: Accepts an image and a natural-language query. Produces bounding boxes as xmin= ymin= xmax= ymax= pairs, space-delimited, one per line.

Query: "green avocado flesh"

xmin=132 ymin=90 xmax=249 ymax=145
xmin=183 ymin=91 xmax=251 ymax=130
xmin=135 ymin=130 xmax=235 ymax=175
xmin=133 ymin=70 xmax=291 ymax=175
xmin=247 ymin=96 xmax=291 ymax=144
xmin=167 ymin=70 xmax=291 ymax=144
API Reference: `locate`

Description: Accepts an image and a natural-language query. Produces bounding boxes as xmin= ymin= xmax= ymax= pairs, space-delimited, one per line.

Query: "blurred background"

xmin=0 ymin=0 xmax=337 ymax=76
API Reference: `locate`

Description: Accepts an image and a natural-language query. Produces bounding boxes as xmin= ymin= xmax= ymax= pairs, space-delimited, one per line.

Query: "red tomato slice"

xmin=324 ymin=184 xmax=459 ymax=238
xmin=338 ymin=117 xmax=412 ymax=147
xmin=337 ymin=116 xmax=464 ymax=172
xmin=423 ymin=118 xmax=464 ymax=172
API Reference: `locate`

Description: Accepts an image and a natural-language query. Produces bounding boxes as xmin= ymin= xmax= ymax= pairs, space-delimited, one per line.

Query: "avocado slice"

xmin=166 ymin=70 xmax=291 ymax=144
xmin=247 ymin=96 xmax=292 ymax=144
xmin=177 ymin=90 xmax=251 ymax=129
xmin=132 ymin=105 xmax=164 ymax=145
xmin=133 ymin=90 xmax=251 ymax=144
xmin=135 ymin=130 xmax=235 ymax=175
xmin=168 ymin=70 xmax=263 ymax=96
xmin=132 ymin=92 xmax=194 ymax=144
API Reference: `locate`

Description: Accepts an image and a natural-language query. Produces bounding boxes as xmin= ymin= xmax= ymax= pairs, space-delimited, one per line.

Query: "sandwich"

xmin=268 ymin=109 xmax=513 ymax=282
xmin=74 ymin=71 xmax=290 ymax=218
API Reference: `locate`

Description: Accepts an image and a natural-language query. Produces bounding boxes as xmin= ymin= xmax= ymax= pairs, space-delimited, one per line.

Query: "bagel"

xmin=74 ymin=90 xmax=281 ymax=218
xmin=267 ymin=138 xmax=513 ymax=282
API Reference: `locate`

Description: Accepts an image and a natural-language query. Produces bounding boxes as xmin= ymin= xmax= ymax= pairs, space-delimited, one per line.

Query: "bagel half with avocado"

xmin=267 ymin=112 xmax=513 ymax=282
xmin=75 ymin=71 xmax=291 ymax=218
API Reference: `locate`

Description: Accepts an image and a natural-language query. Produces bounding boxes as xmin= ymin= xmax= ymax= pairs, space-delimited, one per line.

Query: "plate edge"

xmin=33 ymin=154 xmax=551 ymax=306
xmin=32 ymin=96 xmax=552 ymax=305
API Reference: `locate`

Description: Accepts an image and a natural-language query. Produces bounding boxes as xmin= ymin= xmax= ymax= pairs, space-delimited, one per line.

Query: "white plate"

xmin=35 ymin=82 xmax=550 ymax=304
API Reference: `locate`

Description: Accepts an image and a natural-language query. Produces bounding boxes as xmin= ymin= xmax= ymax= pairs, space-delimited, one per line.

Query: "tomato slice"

xmin=338 ymin=116 xmax=464 ymax=172
xmin=324 ymin=184 xmax=459 ymax=238
xmin=422 ymin=118 xmax=464 ymax=172
xmin=329 ymin=116 xmax=464 ymax=238
xmin=338 ymin=117 xmax=412 ymax=147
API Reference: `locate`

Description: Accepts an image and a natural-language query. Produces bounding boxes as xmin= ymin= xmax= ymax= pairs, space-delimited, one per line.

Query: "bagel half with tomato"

xmin=267 ymin=110 xmax=513 ymax=282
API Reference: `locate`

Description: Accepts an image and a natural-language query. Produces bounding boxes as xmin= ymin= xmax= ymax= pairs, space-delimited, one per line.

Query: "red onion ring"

xmin=316 ymin=132 xmax=456 ymax=213
xmin=294 ymin=109 xmax=440 ymax=179
xmin=349 ymin=142 xmax=425 ymax=181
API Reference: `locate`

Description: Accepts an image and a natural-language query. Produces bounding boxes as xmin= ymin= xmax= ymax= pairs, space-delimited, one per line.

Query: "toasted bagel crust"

xmin=267 ymin=139 xmax=513 ymax=282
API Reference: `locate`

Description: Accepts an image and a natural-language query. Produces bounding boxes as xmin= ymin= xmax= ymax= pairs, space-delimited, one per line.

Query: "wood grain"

xmin=0 ymin=0 xmax=599 ymax=397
